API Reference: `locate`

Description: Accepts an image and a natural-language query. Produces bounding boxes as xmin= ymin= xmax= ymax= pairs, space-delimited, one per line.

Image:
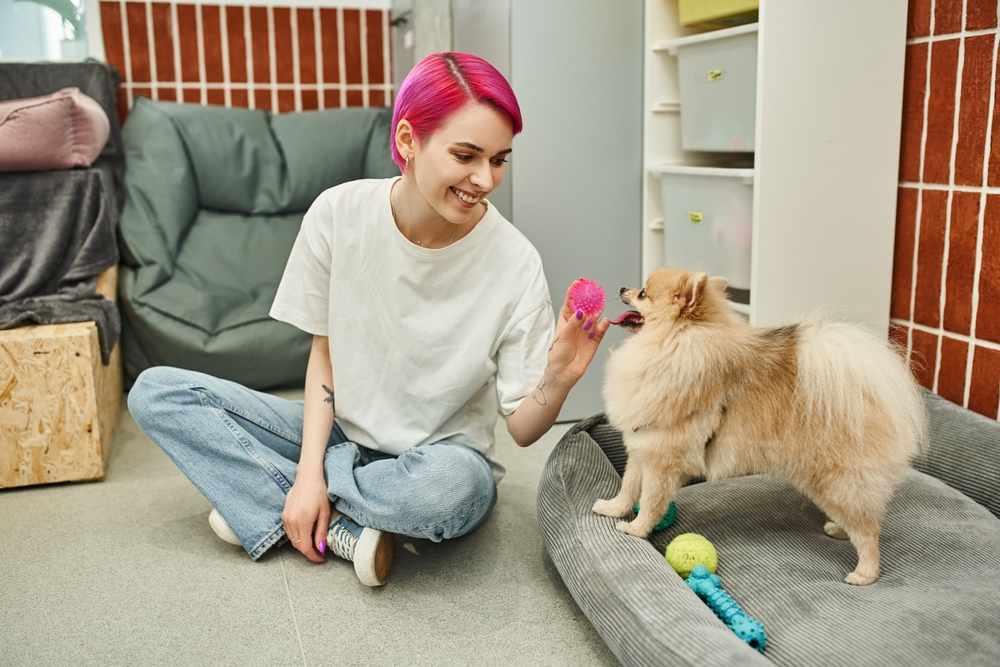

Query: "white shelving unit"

xmin=642 ymin=0 xmax=908 ymax=333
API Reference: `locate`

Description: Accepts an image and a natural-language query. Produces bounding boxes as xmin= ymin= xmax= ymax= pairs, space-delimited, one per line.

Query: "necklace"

xmin=391 ymin=181 xmax=461 ymax=248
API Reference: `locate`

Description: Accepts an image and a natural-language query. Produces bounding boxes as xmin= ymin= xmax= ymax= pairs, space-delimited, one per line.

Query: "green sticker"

xmin=689 ymin=211 xmax=704 ymax=223
xmin=708 ymin=69 xmax=724 ymax=81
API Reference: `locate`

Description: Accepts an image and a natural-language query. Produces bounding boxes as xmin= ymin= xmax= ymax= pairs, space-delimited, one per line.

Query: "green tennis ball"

xmin=665 ymin=533 xmax=718 ymax=578
xmin=633 ymin=501 xmax=677 ymax=532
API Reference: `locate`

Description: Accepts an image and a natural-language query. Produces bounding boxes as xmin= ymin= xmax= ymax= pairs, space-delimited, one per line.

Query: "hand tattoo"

xmin=322 ymin=384 xmax=335 ymax=413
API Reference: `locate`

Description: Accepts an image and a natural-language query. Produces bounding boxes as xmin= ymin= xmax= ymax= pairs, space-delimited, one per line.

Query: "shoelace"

xmin=329 ymin=522 xmax=357 ymax=561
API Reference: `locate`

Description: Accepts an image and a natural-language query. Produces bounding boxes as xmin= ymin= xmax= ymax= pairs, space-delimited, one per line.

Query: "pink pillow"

xmin=0 ymin=87 xmax=110 ymax=172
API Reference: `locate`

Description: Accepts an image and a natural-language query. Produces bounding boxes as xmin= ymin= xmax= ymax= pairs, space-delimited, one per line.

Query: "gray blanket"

xmin=0 ymin=61 xmax=124 ymax=364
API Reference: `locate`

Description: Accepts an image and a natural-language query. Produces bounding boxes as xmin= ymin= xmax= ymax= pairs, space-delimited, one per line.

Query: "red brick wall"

xmin=99 ymin=1 xmax=392 ymax=125
xmin=894 ymin=0 xmax=1000 ymax=419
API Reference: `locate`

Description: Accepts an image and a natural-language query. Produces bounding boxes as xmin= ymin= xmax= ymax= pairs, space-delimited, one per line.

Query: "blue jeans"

xmin=128 ymin=367 xmax=498 ymax=560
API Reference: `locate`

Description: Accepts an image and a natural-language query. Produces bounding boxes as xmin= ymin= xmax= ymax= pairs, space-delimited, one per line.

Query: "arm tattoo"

xmin=322 ymin=384 xmax=335 ymax=413
xmin=531 ymin=373 xmax=548 ymax=406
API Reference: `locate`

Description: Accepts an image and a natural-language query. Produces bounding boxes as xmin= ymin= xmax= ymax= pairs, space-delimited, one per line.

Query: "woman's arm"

xmin=505 ymin=283 xmax=611 ymax=447
xmin=281 ymin=334 xmax=336 ymax=562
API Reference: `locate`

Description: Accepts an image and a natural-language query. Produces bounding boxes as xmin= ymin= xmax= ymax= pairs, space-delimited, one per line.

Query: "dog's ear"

xmin=682 ymin=272 xmax=709 ymax=313
xmin=708 ymin=276 xmax=728 ymax=293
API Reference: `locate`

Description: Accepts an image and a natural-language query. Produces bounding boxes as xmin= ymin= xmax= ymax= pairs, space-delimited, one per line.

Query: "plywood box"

xmin=0 ymin=267 xmax=122 ymax=488
xmin=679 ymin=0 xmax=758 ymax=29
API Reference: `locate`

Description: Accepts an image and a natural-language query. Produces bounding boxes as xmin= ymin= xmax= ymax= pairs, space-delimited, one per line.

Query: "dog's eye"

xmin=638 ymin=290 xmax=646 ymax=300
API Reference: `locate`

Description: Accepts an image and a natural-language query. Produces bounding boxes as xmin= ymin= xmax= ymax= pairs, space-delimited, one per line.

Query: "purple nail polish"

xmin=584 ymin=320 xmax=592 ymax=331
xmin=576 ymin=309 xmax=584 ymax=320
xmin=589 ymin=331 xmax=596 ymax=339
xmin=319 ymin=541 xmax=326 ymax=553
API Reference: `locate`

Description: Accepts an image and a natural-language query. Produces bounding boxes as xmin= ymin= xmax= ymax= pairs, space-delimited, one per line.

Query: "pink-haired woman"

xmin=128 ymin=52 xmax=611 ymax=586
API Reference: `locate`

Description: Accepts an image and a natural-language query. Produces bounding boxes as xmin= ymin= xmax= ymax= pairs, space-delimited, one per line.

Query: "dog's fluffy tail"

xmin=795 ymin=320 xmax=928 ymax=461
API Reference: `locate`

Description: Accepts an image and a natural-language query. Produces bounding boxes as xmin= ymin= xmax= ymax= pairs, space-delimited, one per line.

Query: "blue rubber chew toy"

xmin=633 ymin=501 xmax=677 ymax=532
xmin=686 ymin=565 xmax=767 ymax=653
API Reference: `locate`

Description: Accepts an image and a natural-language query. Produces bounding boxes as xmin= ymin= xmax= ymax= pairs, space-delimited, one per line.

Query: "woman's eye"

xmin=455 ymin=154 xmax=473 ymax=161
xmin=638 ymin=290 xmax=646 ymax=299
xmin=491 ymin=158 xmax=508 ymax=167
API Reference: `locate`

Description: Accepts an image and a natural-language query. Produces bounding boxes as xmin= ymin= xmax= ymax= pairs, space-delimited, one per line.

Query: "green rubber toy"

xmin=633 ymin=501 xmax=677 ymax=532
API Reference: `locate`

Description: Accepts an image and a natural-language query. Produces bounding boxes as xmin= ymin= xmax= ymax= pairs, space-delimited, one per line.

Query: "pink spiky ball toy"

xmin=569 ymin=279 xmax=606 ymax=317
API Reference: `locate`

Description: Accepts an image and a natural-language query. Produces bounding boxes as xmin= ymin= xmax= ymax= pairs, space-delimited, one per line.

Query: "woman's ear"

xmin=395 ymin=119 xmax=415 ymax=165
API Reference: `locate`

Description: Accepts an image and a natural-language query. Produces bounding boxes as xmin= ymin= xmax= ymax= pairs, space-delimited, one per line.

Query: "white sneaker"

xmin=208 ymin=508 xmax=241 ymax=546
xmin=327 ymin=515 xmax=394 ymax=587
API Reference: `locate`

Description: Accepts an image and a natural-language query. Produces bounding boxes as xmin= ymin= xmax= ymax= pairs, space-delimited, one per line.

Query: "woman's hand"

xmin=281 ymin=472 xmax=331 ymax=563
xmin=547 ymin=280 xmax=612 ymax=386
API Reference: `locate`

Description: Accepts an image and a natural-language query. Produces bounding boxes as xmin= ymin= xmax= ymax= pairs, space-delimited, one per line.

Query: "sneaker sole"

xmin=208 ymin=508 xmax=242 ymax=546
xmin=354 ymin=529 xmax=393 ymax=587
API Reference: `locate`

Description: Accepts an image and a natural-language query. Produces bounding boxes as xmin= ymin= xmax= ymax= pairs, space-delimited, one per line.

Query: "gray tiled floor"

xmin=0 ymin=392 xmax=619 ymax=667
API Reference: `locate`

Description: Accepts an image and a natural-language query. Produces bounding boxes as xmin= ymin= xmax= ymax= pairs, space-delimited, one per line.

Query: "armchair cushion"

xmin=118 ymin=98 xmax=398 ymax=388
xmin=538 ymin=391 xmax=1000 ymax=667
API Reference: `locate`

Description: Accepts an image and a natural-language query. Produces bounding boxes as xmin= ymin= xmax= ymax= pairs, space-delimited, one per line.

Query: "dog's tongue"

xmin=610 ymin=310 xmax=642 ymax=325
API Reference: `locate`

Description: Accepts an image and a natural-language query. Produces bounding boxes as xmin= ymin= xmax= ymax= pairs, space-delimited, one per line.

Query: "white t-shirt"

xmin=270 ymin=178 xmax=554 ymax=478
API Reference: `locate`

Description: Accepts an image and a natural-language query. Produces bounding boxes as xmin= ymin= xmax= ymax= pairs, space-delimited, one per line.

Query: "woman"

xmin=128 ymin=52 xmax=611 ymax=586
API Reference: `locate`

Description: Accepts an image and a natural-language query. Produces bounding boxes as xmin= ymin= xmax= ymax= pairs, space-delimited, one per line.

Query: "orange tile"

xmin=889 ymin=322 xmax=909 ymax=359
xmin=922 ymin=39 xmax=960 ymax=185
xmin=324 ymin=88 xmax=341 ymax=108
xmin=913 ymin=189 xmax=947 ymax=327
xmin=297 ymin=8 xmax=317 ymax=85
xmin=320 ymin=8 xmax=340 ymax=84
xmin=944 ymin=191 xmax=980 ymax=335
xmin=126 ymin=2 xmax=151 ymax=82
xmin=202 ymin=5 xmax=224 ymax=83
xmin=346 ymin=89 xmax=364 ymax=107
xmin=301 ymin=89 xmax=318 ymax=110
xmin=366 ymin=9 xmax=385 ymax=85
xmin=343 ymin=9 xmax=363 ymax=85
xmin=934 ymin=0 xmax=963 ymax=34
xmin=891 ymin=187 xmax=918 ymax=321
xmin=910 ymin=329 xmax=939 ymax=389
xmin=156 ymin=86 xmax=177 ymax=102
xmin=250 ymin=7 xmax=270 ymax=84
xmin=226 ymin=6 xmax=248 ymax=83
xmin=183 ymin=87 xmax=202 ymax=103
xmin=177 ymin=4 xmax=200 ymax=83
xmin=273 ymin=7 xmax=294 ymax=84
xmin=133 ymin=86 xmax=152 ymax=101
xmin=206 ymin=87 xmax=225 ymax=106
xmin=254 ymin=88 xmax=272 ymax=110
xmin=369 ymin=89 xmax=386 ymax=107
xmin=975 ymin=195 xmax=1000 ymax=343
xmin=231 ymin=88 xmax=249 ymax=108
xmin=899 ymin=43 xmax=927 ymax=183
xmin=966 ymin=0 xmax=998 ymax=29
xmin=115 ymin=88 xmax=128 ymax=126
xmin=937 ymin=336 xmax=969 ymax=406
xmin=968 ymin=345 xmax=1000 ymax=418
xmin=100 ymin=2 xmax=126 ymax=81
xmin=278 ymin=89 xmax=296 ymax=113
xmin=908 ymin=0 xmax=932 ymax=38
xmin=151 ymin=3 xmax=175 ymax=84
xmin=955 ymin=35 xmax=995 ymax=186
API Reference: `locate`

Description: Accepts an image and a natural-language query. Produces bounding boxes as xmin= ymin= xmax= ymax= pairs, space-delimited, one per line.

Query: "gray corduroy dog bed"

xmin=537 ymin=391 xmax=1000 ymax=667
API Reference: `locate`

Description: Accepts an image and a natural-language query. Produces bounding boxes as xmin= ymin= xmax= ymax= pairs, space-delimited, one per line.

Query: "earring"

xmin=405 ymin=155 xmax=409 ymax=170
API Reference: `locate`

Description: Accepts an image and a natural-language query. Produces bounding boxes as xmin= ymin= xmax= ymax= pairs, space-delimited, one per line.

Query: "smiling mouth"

xmin=610 ymin=310 xmax=644 ymax=332
xmin=451 ymin=187 xmax=481 ymax=206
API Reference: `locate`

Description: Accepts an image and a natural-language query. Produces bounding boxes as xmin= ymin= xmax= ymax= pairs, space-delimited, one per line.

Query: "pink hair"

xmin=391 ymin=52 xmax=523 ymax=172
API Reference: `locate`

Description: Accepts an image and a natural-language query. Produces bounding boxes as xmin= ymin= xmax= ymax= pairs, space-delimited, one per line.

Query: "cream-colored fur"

xmin=593 ymin=268 xmax=928 ymax=585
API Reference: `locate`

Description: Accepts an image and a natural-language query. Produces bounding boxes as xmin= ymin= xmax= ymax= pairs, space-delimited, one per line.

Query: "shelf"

xmin=648 ymin=162 xmax=754 ymax=184
xmin=652 ymin=21 xmax=759 ymax=55
xmin=652 ymin=101 xmax=681 ymax=114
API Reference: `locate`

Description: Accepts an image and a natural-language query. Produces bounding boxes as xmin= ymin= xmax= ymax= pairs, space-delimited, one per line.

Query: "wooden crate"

xmin=0 ymin=267 xmax=122 ymax=488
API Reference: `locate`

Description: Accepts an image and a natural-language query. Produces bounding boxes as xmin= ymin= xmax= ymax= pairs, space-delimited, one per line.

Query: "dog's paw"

xmin=845 ymin=570 xmax=879 ymax=586
xmin=615 ymin=520 xmax=651 ymax=539
xmin=592 ymin=499 xmax=626 ymax=517
xmin=823 ymin=521 xmax=849 ymax=540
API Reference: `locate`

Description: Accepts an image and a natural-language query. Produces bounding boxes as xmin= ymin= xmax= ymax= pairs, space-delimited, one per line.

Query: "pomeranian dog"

xmin=593 ymin=267 xmax=927 ymax=585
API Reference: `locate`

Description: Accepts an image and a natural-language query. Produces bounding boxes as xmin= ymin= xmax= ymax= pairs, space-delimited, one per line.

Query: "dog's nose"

xmin=620 ymin=287 xmax=628 ymax=295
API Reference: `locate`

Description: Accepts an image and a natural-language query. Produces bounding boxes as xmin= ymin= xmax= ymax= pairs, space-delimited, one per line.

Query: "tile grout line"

xmin=964 ymin=5 xmax=1000 ymax=413
xmin=907 ymin=0 xmax=937 ymax=372
xmin=279 ymin=550 xmax=309 ymax=667
xmin=934 ymin=0 xmax=968 ymax=395
xmin=908 ymin=25 xmax=999 ymax=44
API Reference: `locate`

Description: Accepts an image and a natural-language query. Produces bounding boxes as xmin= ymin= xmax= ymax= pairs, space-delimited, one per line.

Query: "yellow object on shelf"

xmin=679 ymin=0 xmax=759 ymax=29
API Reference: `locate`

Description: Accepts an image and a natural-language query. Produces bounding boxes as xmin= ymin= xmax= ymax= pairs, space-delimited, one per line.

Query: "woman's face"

xmin=409 ymin=102 xmax=514 ymax=224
